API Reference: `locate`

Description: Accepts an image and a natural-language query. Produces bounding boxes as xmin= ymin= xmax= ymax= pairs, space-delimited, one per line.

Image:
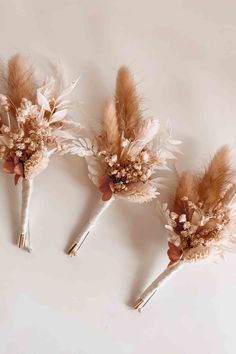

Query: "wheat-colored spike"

xmin=115 ymin=66 xmax=141 ymax=139
xmin=99 ymin=100 xmax=120 ymax=153
xmin=198 ymin=146 xmax=231 ymax=208
xmin=174 ymin=171 xmax=198 ymax=213
xmin=7 ymin=54 xmax=36 ymax=112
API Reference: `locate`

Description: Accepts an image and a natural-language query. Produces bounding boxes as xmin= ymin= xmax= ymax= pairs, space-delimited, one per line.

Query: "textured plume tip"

xmin=67 ymin=243 xmax=78 ymax=257
xmin=18 ymin=233 xmax=32 ymax=253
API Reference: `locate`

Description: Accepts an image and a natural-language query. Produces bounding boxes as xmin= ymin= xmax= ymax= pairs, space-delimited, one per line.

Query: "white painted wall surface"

xmin=0 ymin=1 xmax=236 ymax=353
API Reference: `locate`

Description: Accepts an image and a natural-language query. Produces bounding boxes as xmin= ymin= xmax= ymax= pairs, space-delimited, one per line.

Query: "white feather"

xmin=37 ymin=90 xmax=51 ymax=111
xmin=56 ymin=79 xmax=79 ymax=103
xmin=51 ymin=109 xmax=68 ymax=122
xmin=129 ymin=118 xmax=160 ymax=155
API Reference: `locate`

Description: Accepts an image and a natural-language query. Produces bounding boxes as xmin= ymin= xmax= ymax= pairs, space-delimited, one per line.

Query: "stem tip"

xmin=133 ymin=298 xmax=144 ymax=311
xmin=18 ymin=233 xmax=32 ymax=253
xmin=67 ymin=243 xmax=78 ymax=257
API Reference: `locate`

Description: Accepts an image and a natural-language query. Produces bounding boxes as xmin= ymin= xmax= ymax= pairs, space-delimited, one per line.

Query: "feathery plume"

xmin=66 ymin=66 xmax=181 ymax=256
xmin=0 ymin=54 xmax=84 ymax=252
xmin=198 ymin=145 xmax=231 ymax=208
xmin=99 ymin=100 xmax=120 ymax=153
xmin=7 ymin=54 xmax=36 ymax=114
xmin=115 ymin=66 xmax=142 ymax=139
xmin=134 ymin=146 xmax=236 ymax=311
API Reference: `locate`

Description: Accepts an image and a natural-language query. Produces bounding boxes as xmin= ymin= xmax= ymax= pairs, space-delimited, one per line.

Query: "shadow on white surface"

xmin=114 ymin=199 xmax=166 ymax=306
xmin=1 ymin=294 xmax=130 ymax=354
xmin=2 ymin=174 xmax=20 ymax=245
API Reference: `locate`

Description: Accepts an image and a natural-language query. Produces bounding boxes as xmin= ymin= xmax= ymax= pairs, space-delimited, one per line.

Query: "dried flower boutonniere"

xmin=0 ymin=54 xmax=83 ymax=252
xmin=67 ymin=66 xmax=181 ymax=256
xmin=134 ymin=146 xmax=236 ymax=311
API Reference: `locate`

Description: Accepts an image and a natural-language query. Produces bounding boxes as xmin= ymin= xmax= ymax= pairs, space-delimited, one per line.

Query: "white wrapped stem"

xmin=67 ymin=197 xmax=113 ymax=256
xmin=133 ymin=261 xmax=184 ymax=311
xmin=18 ymin=178 xmax=33 ymax=253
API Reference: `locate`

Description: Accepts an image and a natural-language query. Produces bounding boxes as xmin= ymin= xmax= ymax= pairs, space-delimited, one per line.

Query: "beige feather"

xmin=99 ymin=100 xmax=120 ymax=153
xmin=48 ymin=61 xmax=66 ymax=98
xmin=120 ymin=181 xmax=158 ymax=203
xmin=198 ymin=146 xmax=231 ymax=208
xmin=174 ymin=171 xmax=198 ymax=213
xmin=91 ymin=66 xmax=179 ymax=204
xmin=115 ymin=66 xmax=142 ymax=139
xmin=162 ymin=146 xmax=236 ymax=266
xmin=222 ymin=184 xmax=236 ymax=205
xmin=7 ymin=54 xmax=36 ymax=113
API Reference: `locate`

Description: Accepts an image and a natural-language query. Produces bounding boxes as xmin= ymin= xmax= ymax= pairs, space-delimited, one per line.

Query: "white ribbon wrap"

xmin=134 ymin=261 xmax=184 ymax=311
xmin=67 ymin=197 xmax=113 ymax=256
xmin=18 ymin=178 xmax=33 ymax=252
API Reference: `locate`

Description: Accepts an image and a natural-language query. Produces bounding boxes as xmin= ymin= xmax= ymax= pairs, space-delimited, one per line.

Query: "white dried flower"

xmin=16 ymin=143 xmax=26 ymax=150
xmin=15 ymin=150 xmax=22 ymax=157
xmin=134 ymin=163 xmax=141 ymax=170
xmin=216 ymin=224 xmax=223 ymax=231
xmin=170 ymin=212 xmax=178 ymax=220
xmin=140 ymin=151 xmax=149 ymax=162
xmin=111 ymin=154 xmax=117 ymax=163
xmin=146 ymin=169 xmax=152 ymax=179
xmin=121 ymin=139 xmax=129 ymax=148
xmin=2 ymin=126 xmax=10 ymax=133
xmin=174 ymin=238 xmax=181 ymax=247
xmin=180 ymin=230 xmax=188 ymax=237
xmin=140 ymin=175 xmax=147 ymax=182
xmin=165 ymin=225 xmax=174 ymax=232
xmin=179 ymin=214 xmax=187 ymax=223
xmin=181 ymin=196 xmax=188 ymax=201
xmin=24 ymin=151 xmax=49 ymax=179
xmin=183 ymin=221 xmax=191 ymax=230
xmin=121 ymin=169 xmax=126 ymax=177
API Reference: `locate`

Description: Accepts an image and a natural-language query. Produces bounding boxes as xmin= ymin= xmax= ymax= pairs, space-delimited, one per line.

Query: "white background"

xmin=0 ymin=1 xmax=236 ymax=353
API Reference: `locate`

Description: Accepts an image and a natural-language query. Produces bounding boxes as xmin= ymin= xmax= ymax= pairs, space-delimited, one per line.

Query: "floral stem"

xmin=6 ymin=111 xmax=11 ymax=129
xmin=18 ymin=178 xmax=33 ymax=252
xmin=67 ymin=197 xmax=113 ymax=256
xmin=133 ymin=261 xmax=184 ymax=311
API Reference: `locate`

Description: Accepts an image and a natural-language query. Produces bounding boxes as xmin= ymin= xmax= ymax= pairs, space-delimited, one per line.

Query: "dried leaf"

xmin=56 ymin=79 xmax=79 ymax=102
xmin=37 ymin=90 xmax=51 ymax=111
xmin=51 ymin=109 xmax=68 ymax=122
xmin=14 ymin=174 xmax=21 ymax=185
xmin=167 ymin=242 xmax=182 ymax=264
xmin=14 ymin=163 xmax=24 ymax=176
xmin=3 ymin=161 xmax=14 ymax=173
